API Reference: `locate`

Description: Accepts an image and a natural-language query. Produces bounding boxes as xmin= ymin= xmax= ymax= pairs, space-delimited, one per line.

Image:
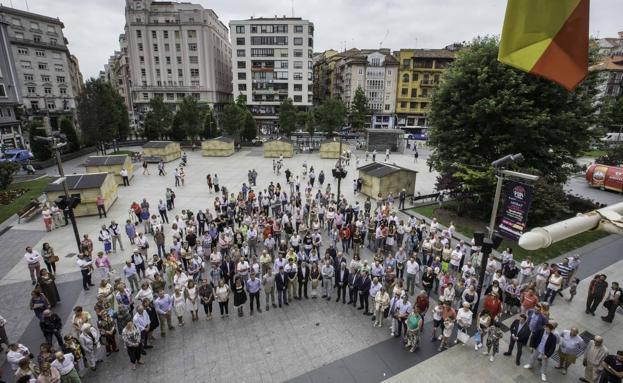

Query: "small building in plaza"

xmin=45 ymin=173 xmax=118 ymax=217
xmin=319 ymin=139 xmax=342 ymax=159
xmin=202 ymin=136 xmax=235 ymax=157
xmin=84 ymin=155 xmax=133 ymax=185
xmin=366 ymin=128 xmax=405 ymax=153
xmin=357 ymin=162 xmax=417 ymax=200
xmin=142 ymin=141 xmax=181 ymax=162
xmin=264 ymin=137 xmax=294 ymax=158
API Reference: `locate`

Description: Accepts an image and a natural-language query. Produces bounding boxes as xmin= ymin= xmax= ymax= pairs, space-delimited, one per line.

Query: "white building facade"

xmin=230 ymin=17 xmax=314 ymax=134
xmin=124 ymin=0 xmax=232 ymax=115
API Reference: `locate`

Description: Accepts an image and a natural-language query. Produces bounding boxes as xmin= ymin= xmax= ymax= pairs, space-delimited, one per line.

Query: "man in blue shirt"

xmin=246 ymin=273 xmax=262 ymax=315
xmin=154 ymin=290 xmax=174 ymax=336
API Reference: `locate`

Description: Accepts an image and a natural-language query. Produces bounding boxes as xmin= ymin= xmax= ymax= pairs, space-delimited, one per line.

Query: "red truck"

xmin=586 ymin=164 xmax=623 ymax=192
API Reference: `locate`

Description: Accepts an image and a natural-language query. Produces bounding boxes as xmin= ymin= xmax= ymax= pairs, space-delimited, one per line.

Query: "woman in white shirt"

xmin=544 ymin=269 xmax=563 ymax=304
xmin=215 ymin=279 xmax=231 ymax=318
xmin=518 ymin=258 xmax=534 ymax=286
xmin=455 ymin=302 xmax=473 ymax=344
xmin=173 ymin=268 xmax=189 ymax=291
xmin=535 ymin=262 xmax=551 ymax=297
xmin=134 ymin=282 xmax=153 ymax=303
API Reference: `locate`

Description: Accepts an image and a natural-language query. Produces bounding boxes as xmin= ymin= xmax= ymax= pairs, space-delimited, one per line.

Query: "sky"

xmin=2 ymin=0 xmax=621 ymax=79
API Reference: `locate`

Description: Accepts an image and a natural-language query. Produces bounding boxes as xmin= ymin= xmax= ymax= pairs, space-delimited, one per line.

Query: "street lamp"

xmin=35 ymin=136 xmax=82 ymax=252
xmin=332 ymin=133 xmax=348 ymax=204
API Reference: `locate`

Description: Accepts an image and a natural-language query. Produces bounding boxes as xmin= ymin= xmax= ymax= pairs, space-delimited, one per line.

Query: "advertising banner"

xmin=498 ymin=180 xmax=533 ymax=241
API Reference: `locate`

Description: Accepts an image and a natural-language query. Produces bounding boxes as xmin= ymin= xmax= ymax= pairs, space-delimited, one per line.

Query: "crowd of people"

xmin=2 ymin=152 xmax=622 ymax=383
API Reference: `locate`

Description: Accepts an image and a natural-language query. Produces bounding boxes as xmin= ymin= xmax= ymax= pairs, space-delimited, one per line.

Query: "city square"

xmin=0 ymin=0 xmax=623 ymax=383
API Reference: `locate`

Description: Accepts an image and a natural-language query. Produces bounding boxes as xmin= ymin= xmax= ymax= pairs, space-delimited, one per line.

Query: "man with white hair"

xmin=580 ymin=335 xmax=608 ymax=383
xmin=133 ymin=305 xmax=152 ymax=351
xmin=79 ymin=323 xmax=101 ymax=371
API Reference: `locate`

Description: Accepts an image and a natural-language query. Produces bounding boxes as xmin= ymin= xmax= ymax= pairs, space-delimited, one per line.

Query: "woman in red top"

xmin=520 ymin=288 xmax=540 ymax=313
xmin=340 ymin=225 xmax=351 ymax=254
xmin=483 ymin=292 xmax=502 ymax=319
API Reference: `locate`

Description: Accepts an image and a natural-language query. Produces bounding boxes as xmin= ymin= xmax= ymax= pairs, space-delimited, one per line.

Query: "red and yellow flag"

xmin=498 ymin=0 xmax=589 ymax=91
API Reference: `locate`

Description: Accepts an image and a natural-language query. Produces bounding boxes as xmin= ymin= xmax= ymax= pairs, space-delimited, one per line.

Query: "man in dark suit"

xmin=297 ymin=261 xmax=310 ymax=299
xmin=503 ymin=313 xmax=531 ymax=365
xmin=525 ymin=323 xmax=558 ymax=381
xmin=335 ymin=263 xmax=349 ymax=303
xmin=358 ymin=271 xmax=372 ymax=315
xmin=220 ymin=256 xmax=236 ymax=288
xmin=334 ymin=252 xmax=346 ymax=272
xmin=275 ymin=266 xmax=289 ymax=307
xmin=347 ymin=268 xmax=357 ymax=305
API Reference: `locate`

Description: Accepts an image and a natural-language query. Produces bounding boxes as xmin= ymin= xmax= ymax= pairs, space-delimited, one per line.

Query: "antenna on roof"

xmin=291 ymin=0 xmax=295 ymax=17
xmin=24 ymin=0 xmax=29 ymax=10
xmin=379 ymin=29 xmax=389 ymax=49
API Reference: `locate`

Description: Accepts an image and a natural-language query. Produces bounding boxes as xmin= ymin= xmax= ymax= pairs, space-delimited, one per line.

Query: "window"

xmin=0 ymin=85 xmax=5 ymax=98
xmin=250 ymin=36 xmax=287 ymax=45
xmin=293 ymin=72 xmax=302 ymax=80
xmin=17 ymin=47 xmax=28 ymax=55
xmin=164 ymin=43 xmax=170 ymax=52
xmin=400 ymin=101 xmax=407 ymax=108
xmin=191 ymin=80 xmax=200 ymax=86
xmin=166 ymin=93 xmax=174 ymax=100
xmin=56 ymin=76 xmax=65 ymax=83
xmin=187 ymin=30 xmax=197 ymax=38
xmin=293 ymin=49 xmax=303 ymax=57
xmin=139 ymin=56 xmax=145 ymax=63
xmin=238 ymin=84 xmax=246 ymax=91
xmin=421 ymin=102 xmax=428 ymax=109
xmin=142 ymin=93 xmax=149 ymax=100
xmin=154 ymin=57 xmax=160 ymax=64
xmin=308 ymin=38 xmax=313 ymax=48
xmin=237 ymin=49 xmax=246 ymax=57
xmin=294 ymin=25 xmax=303 ymax=33
xmin=38 ymin=62 xmax=48 ymax=70
xmin=177 ymin=69 xmax=183 ymax=76
xmin=27 ymin=86 xmax=36 ymax=94
xmin=156 ymin=69 xmax=161 ymax=77
xmin=176 ymin=56 xmax=182 ymax=64
xmin=33 ymin=35 xmax=41 ymax=43
xmin=402 ymin=73 xmax=409 ymax=82
xmin=164 ymin=56 xmax=170 ymax=64
xmin=401 ymin=88 xmax=408 ymax=96
xmin=153 ymin=44 xmax=158 ymax=52
xmin=59 ymin=87 xmax=67 ymax=95
xmin=235 ymin=26 xmax=245 ymax=33
xmin=140 ymin=68 xmax=146 ymax=76
xmin=152 ymin=31 xmax=157 ymax=39
xmin=293 ymin=61 xmax=303 ymax=69
xmin=175 ymin=43 xmax=181 ymax=52
xmin=41 ymin=75 xmax=50 ymax=82
xmin=24 ymin=74 xmax=34 ymax=81
xmin=251 ymin=48 xmax=274 ymax=57
xmin=236 ymin=37 xmax=245 ymax=45
xmin=188 ymin=43 xmax=197 ymax=51
xmin=20 ymin=60 xmax=32 ymax=69
xmin=136 ymin=30 xmax=142 ymax=38
xmin=11 ymin=18 xmax=21 ymax=26
xmin=44 ymin=87 xmax=52 ymax=94
xmin=30 ymin=22 xmax=39 ymax=30
xmin=47 ymin=25 xmax=56 ymax=33
xmin=293 ymin=84 xmax=302 ymax=91
xmin=49 ymin=38 xmax=57 ymax=46
xmin=138 ymin=43 xmax=143 ymax=51
xmin=237 ymin=61 xmax=246 ymax=69
xmin=190 ymin=68 xmax=199 ymax=77
xmin=189 ymin=56 xmax=198 ymax=64
xmin=54 ymin=64 xmax=63 ymax=72
xmin=238 ymin=72 xmax=246 ymax=80
xmin=293 ymin=37 xmax=303 ymax=46
xmin=293 ymin=95 xmax=302 ymax=102
xmin=385 ymin=104 xmax=390 ymax=111
xmin=275 ymin=71 xmax=288 ymax=80
xmin=31 ymin=101 xmax=39 ymax=111
xmin=409 ymin=102 xmax=417 ymax=109
xmin=163 ymin=31 xmax=168 ymax=39
xmin=174 ymin=30 xmax=180 ymax=39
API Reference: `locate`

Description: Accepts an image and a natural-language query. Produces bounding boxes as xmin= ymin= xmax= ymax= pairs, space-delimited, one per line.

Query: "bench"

xmin=18 ymin=200 xmax=44 ymax=224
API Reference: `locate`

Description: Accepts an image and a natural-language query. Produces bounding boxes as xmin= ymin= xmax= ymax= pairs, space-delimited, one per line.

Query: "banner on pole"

xmin=498 ymin=180 xmax=533 ymax=241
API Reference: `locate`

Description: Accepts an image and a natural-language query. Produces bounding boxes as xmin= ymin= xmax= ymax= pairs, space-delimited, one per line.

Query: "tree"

xmin=0 ymin=162 xmax=20 ymax=190
xmin=143 ymin=96 xmax=172 ymax=140
xmin=349 ymin=87 xmax=370 ymax=131
xmin=597 ymin=96 xmax=623 ymax=132
xmin=304 ymin=110 xmax=316 ymax=138
xmin=220 ymin=102 xmax=245 ymax=140
xmin=77 ymin=78 xmax=129 ymax=146
xmin=428 ymin=36 xmax=599 ymax=186
xmin=59 ymin=117 xmax=80 ymax=152
xmin=278 ymin=98 xmax=298 ymax=136
xmin=242 ymin=111 xmax=257 ymax=142
xmin=28 ymin=121 xmax=52 ymax=161
xmin=202 ymin=107 xmax=219 ymax=139
xmin=315 ymin=97 xmax=346 ymax=137
xmin=173 ymin=96 xmax=202 ymax=141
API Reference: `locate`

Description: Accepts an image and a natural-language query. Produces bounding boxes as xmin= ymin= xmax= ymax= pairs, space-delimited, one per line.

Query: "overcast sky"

xmin=3 ymin=0 xmax=621 ymax=79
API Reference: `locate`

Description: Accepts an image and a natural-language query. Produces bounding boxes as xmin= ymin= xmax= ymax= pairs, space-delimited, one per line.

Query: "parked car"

xmin=0 ymin=149 xmax=34 ymax=164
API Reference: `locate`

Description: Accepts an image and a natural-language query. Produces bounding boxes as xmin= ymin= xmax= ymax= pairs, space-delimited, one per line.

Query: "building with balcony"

xmin=394 ymin=48 xmax=456 ymax=134
xmin=230 ymin=16 xmax=314 ymax=134
xmin=592 ymin=32 xmax=623 ymax=99
xmin=123 ymin=0 xmax=232 ymax=117
xmin=0 ymin=18 xmax=24 ymax=149
xmin=0 ymin=5 xmax=82 ymax=133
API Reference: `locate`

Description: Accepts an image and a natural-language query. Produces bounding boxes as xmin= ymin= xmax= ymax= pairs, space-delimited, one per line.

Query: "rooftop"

xmin=83 ymin=155 xmax=129 ymax=167
xmin=358 ymin=162 xmax=417 ymax=177
xmin=45 ymin=173 xmax=109 ymax=192
xmin=0 ymin=4 xmax=64 ymax=27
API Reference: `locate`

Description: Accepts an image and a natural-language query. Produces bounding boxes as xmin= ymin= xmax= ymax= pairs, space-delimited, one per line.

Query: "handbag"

xmin=457 ymin=330 xmax=470 ymax=344
xmin=49 ymin=255 xmax=60 ymax=263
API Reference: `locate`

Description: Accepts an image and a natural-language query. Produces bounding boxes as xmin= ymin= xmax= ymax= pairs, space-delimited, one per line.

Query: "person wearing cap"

xmin=525 ymin=323 xmax=558 ymax=382
xmin=599 ymin=350 xmax=623 ymax=383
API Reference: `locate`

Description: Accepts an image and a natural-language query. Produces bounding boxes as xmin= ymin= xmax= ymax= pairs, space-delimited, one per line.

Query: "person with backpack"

xmin=602 ymin=281 xmax=622 ymax=323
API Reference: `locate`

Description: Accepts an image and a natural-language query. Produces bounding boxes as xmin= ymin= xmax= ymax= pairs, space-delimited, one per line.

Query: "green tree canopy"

xmin=278 ymin=98 xmax=298 ymax=136
xmin=314 ymin=97 xmax=346 ymax=137
xmin=349 ymin=86 xmax=370 ymax=131
xmin=77 ymin=78 xmax=129 ymax=145
xmin=143 ymin=96 xmax=172 ymax=140
xmin=242 ymin=111 xmax=257 ymax=142
xmin=173 ymin=96 xmax=202 ymax=141
xmin=28 ymin=120 xmax=52 ymax=161
xmin=59 ymin=117 xmax=80 ymax=152
xmin=428 ymin=36 xmax=599 ymax=185
xmin=0 ymin=162 xmax=20 ymax=190
xmin=220 ymin=103 xmax=245 ymax=141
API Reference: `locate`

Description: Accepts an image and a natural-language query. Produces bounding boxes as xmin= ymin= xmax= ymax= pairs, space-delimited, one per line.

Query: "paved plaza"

xmin=0 ymin=145 xmax=622 ymax=383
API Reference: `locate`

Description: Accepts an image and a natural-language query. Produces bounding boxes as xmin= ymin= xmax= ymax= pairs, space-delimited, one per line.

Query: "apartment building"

xmin=124 ymin=0 xmax=232 ymax=116
xmin=394 ymin=48 xmax=455 ymax=132
xmin=230 ymin=16 xmax=314 ymax=133
xmin=0 ymin=5 xmax=82 ymax=133
xmin=592 ymin=32 xmax=623 ymax=98
xmin=0 ymin=18 xmax=24 ymax=149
